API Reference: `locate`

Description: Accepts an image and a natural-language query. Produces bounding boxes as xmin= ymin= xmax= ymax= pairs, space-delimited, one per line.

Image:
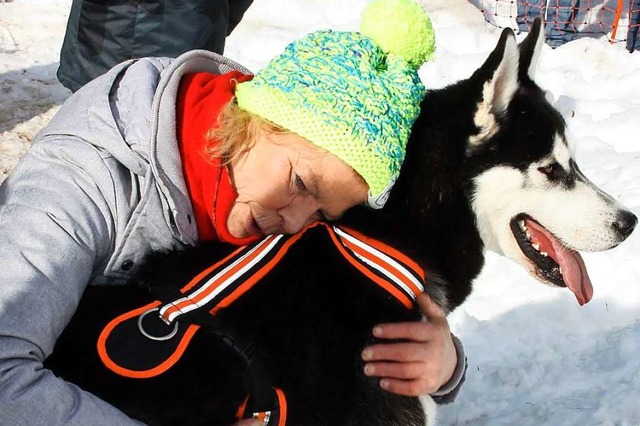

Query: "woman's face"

xmin=227 ymin=130 xmax=368 ymax=239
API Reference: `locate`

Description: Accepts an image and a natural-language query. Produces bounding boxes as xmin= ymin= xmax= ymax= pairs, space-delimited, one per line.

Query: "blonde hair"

xmin=206 ymin=99 xmax=290 ymax=164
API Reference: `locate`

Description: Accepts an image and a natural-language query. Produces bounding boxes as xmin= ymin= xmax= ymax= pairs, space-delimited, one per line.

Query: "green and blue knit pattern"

xmin=235 ymin=0 xmax=435 ymax=208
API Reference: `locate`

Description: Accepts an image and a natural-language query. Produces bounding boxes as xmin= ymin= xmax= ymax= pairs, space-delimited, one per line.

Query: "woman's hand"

xmin=361 ymin=293 xmax=457 ymax=396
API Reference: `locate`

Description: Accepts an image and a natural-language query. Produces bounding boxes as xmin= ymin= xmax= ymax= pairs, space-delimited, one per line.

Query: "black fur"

xmin=45 ymin=21 xmax=560 ymax=426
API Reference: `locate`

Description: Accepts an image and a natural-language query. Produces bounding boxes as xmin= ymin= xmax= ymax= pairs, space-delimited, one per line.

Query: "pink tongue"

xmin=526 ymin=219 xmax=594 ymax=305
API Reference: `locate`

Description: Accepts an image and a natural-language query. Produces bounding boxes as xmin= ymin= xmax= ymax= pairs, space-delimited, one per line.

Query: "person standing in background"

xmin=57 ymin=0 xmax=253 ymax=92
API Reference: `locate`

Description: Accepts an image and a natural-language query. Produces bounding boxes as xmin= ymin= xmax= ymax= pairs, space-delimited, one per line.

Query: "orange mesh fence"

xmin=469 ymin=0 xmax=640 ymax=51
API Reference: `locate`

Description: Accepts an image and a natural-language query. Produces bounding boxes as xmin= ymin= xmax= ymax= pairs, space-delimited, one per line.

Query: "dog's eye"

xmin=538 ymin=162 xmax=560 ymax=177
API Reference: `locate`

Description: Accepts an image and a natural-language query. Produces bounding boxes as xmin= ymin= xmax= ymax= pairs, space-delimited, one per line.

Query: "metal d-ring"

xmin=137 ymin=307 xmax=179 ymax=341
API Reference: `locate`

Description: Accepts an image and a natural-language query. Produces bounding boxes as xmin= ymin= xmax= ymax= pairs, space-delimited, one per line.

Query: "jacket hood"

xmin=147 ymin=51 xmax=252 ymax=243
xmin=39 ymin=50 xmax=252 ymax=244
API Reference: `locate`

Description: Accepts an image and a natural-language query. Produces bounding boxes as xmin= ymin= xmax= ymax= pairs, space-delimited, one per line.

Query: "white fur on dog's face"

xmin=463 ymin=26 xmax=635 ymax=301
xmin=472 ymin=132 xmax=629 ymax=269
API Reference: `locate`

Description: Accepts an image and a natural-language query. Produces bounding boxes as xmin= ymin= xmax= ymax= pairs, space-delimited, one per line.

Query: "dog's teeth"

xmin=532 ymin=243 xmax=540 ymax=251
xmin=559 ymin=266 xmax=563 ymax=275
xmin=519 ymin=220 xmax=526 ymax=231
xmin=526 ymin=232 xmax=532 ymax=239
xmin=541 ymin=251 xmax=548 ymax=257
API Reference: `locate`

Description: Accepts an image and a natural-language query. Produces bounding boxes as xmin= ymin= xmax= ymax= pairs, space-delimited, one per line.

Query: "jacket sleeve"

xmin=0 ymin=138 xmax=145 ymax=425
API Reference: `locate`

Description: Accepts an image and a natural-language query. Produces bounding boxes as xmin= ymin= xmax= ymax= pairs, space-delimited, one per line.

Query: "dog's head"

xmin=467 ymin=20 xmax=637 ymax=305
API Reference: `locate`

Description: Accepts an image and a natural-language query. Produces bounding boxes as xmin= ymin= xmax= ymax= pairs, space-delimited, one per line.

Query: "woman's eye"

xmin=295 ymin=173 xmax=307 ymax=191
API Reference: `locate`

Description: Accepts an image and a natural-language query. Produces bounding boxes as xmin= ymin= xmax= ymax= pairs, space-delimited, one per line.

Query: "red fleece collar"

xmin=176 ymin=71 xmax=258 ymax=245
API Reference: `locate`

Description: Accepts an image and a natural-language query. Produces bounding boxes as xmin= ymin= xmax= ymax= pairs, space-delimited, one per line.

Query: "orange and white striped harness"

xmin=98 ymin=222 xmax=425 ymax=425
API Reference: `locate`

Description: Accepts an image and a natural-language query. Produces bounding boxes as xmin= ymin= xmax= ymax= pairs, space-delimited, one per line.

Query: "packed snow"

xmin=1 ymin=0 xmax=639 ymax=425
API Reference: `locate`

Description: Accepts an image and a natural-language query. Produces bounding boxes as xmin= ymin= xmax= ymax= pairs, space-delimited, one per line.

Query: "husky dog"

xmin=45 ymin=20 xmax=636 ymax=426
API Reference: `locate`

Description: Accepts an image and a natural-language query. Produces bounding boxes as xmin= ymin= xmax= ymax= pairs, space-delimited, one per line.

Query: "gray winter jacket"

xmin=0 ymin=50 xmax=251 ymax=426
xmin=0 ymin=50 xmax=466 ymax=426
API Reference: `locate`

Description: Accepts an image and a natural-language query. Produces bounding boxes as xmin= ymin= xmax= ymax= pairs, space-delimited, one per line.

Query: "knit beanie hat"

xmin=235 ymin=0 xmax=435 ymax=208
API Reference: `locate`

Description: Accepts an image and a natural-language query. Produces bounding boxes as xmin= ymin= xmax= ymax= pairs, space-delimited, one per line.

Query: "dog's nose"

xmin=613 ymin=210 xmax=638 ymax=238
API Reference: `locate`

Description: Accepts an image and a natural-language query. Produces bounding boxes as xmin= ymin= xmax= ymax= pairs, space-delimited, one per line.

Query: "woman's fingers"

xmin=416 ymin=292 xmax=446 ymax=322
xmin=364 ymin=360 xmax=440 ymax=382
xmin=371 ymin=320 xmax=439 ymax=343
xmin=361 ymin=293 xmax=458 ymax=396
xmin=378 ymin=377 xmax=441 ymax=396
xmin=362 ymin=340 xmax=440 ymax=363
xmin=371 ymin=294 xmax=448 ymax=341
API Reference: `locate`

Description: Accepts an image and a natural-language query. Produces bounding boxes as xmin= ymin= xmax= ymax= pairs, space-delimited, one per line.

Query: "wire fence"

xmin=469 ymin=0 xmax=640 ymax=51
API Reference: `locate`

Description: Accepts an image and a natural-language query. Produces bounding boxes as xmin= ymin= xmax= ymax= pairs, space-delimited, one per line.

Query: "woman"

xmin=0 ymin=0 xmax=464 ymax=424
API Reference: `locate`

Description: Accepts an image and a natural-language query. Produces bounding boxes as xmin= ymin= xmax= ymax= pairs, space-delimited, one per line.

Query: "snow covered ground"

xmin=1 ymin=0 xmax=639 ymax=425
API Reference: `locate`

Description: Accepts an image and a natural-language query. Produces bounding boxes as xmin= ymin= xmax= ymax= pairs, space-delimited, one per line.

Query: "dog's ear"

xmin=518 ymin=18 xmax=545 ymax=82
xmin=467 ymin=28 xmax=519 ymax=156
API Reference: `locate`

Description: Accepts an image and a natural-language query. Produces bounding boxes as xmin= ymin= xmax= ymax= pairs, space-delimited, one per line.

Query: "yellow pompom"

xmin=360 ymin=0 xmax=436 ymax=69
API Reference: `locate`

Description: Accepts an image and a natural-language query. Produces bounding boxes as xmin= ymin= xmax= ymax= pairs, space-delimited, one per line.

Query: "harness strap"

xmin=330 ymin=226 xmax=424 ymax=308
xmin=158 ymin=233 xmax=293 ymax=325
xmin=236 ymin=387 xmax=288 ymax=426
xmin=97 ymin=222 xmax=426 ymax=426
xmin=156 ymin=223 xmax=424 ymax=326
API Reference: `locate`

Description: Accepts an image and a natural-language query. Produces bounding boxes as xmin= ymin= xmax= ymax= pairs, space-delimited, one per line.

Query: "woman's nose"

xmin=279 ymin=195 xmax=318 ymax=234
